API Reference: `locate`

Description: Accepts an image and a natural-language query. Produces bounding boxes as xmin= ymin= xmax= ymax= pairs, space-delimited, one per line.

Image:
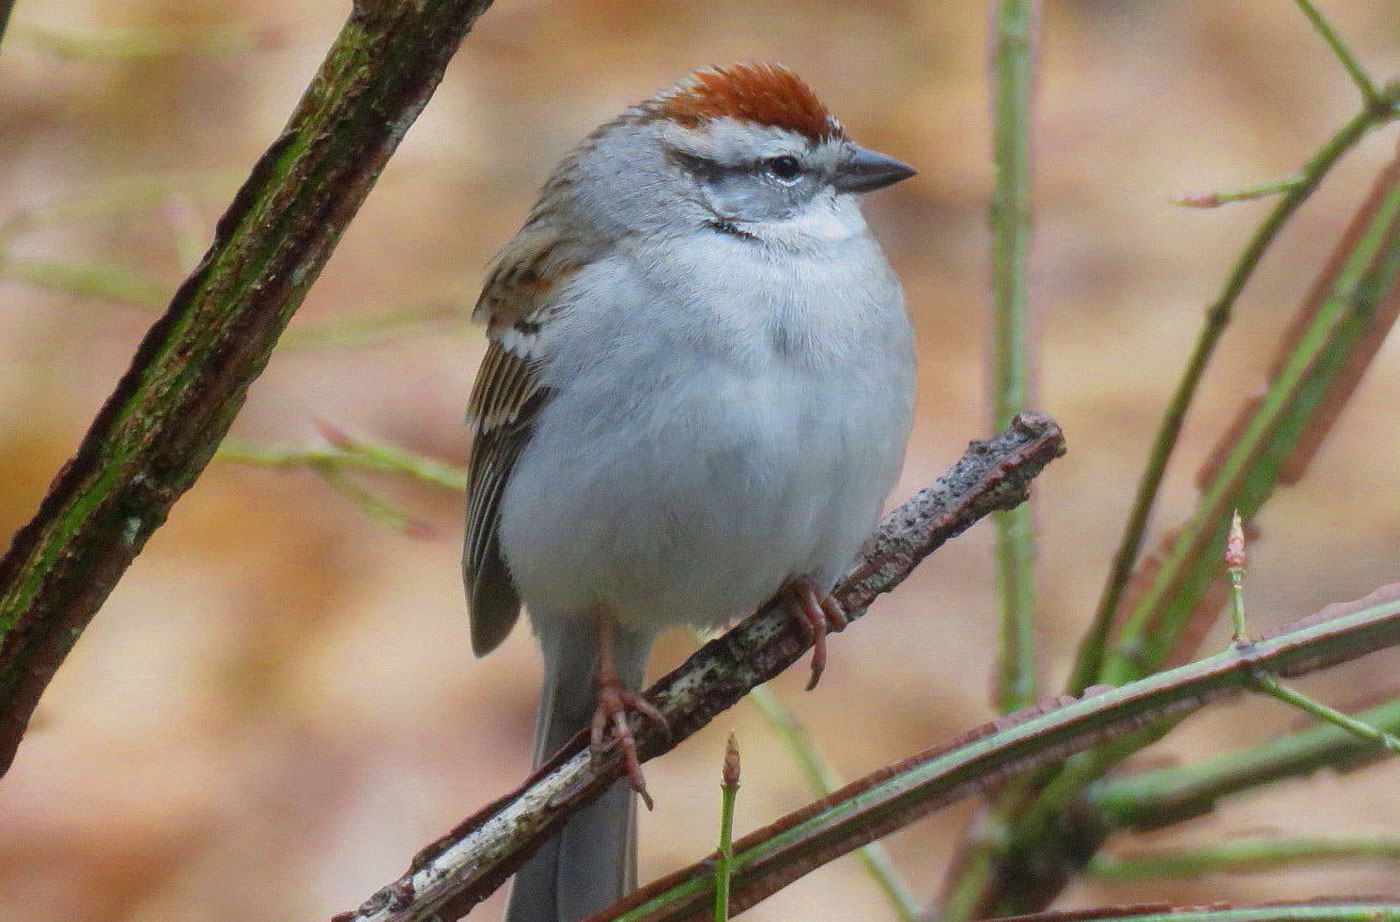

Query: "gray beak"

xmin=833 ymin=143 xmax=917 ymax=194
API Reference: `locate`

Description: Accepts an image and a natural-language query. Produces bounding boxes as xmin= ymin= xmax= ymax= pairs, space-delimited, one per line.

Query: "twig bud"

xmin=1171 ymin=190 xmax=1223 ymax=208
xmin=313 ymin=417 xmax=356 ymax=451
xmin=1225 ymin=510 xmax=1247 ymax=571
xmin=723 ymin=732 xmax=741 ymax=789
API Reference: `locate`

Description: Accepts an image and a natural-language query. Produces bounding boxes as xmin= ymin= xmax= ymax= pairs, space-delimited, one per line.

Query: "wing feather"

xmin=463 ymin=229 xmax=575 ymax=656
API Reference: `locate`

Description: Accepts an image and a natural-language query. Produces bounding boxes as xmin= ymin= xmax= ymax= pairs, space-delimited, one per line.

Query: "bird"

xmin=463 ymin=62 xmax=917 ymax=922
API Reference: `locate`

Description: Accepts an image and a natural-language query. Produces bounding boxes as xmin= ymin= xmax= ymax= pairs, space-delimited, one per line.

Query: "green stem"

xmin=596 ymin=590 xmax=1400 ymax=922
xmin=1068 ymin=85 xmax=1400 ymax=696
xmin=1087 ymin=838 xmax=1400 ymax=882
xmin=749 ymin=687 xmax=921 ymax=922
xmin=969 ymin=152 xmax=1400 ymax=913
xmin=314 ymin=466 xmax=430 ymax=537
xmin=1227 ymin=566 xmax=1247 ymax=642
xmin=1256 ymin=676 xmax=1400 ymax=756
xmin=990 ymin=0 xmax=1040 ymax=714
xmin=219 ymin=436 xmax=466 ymax=491
xmin=1091 ymin=695 xmax=1400 ymax=830
xmin=714 ymin=735 xmax=739 ymax=922
xmin=278 ymin=305 xmax=464 ymax=350
xmin=1172 ymin=175 xmax=1306 ymax=208
xmin=965 ymin=904 xmax=1396 ymax=922
xmin=1291 ymin=0 xmax=1381 ymax=107
xmin=13 ymin=20 xmax=257 ymax=60
xmin=1103 ymin=138 xmax=1400 ymax=687
xmin=0 ymin=255 xmax=168 ymax=308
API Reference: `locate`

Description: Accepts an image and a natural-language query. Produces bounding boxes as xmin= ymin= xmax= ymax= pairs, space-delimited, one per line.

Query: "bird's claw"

xmin=589 ymin=676 xmax=668 ymax=810
xmin=782 ymin=577 xmax=848 ymax=691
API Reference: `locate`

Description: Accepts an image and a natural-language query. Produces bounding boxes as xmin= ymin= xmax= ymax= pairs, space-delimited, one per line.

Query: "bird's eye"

xmin=763 ymin=155 xmax=802 ymax=184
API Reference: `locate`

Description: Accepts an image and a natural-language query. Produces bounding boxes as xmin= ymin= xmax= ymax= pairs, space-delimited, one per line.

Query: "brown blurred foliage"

xmin=3 ymin=1 xmax=1400 ymax=920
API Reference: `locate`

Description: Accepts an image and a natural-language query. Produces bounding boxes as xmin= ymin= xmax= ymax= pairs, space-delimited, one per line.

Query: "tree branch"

xmin=594 ymin=584 xmax=1400 ymax=922
xmin=331 ymin=412 xmax=1067 ymax=922
xmin=0 ymin=0 xmax=497 ymax=777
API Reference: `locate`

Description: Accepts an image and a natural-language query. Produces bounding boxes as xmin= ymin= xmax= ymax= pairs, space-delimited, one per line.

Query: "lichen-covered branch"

xmin=0 ymin=0 xmax=497 ymax=776
xmin=331 ymin=413 xmax=1066 ymax=922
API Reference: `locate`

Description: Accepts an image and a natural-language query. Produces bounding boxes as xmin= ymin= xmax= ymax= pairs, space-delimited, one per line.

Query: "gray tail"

xmin=504 ymin=617 xmax=654 ymax=922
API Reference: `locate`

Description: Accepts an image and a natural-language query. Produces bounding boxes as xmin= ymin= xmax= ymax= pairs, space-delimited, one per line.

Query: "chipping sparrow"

xmin=463 ymin=63 xmax=916 ymax=922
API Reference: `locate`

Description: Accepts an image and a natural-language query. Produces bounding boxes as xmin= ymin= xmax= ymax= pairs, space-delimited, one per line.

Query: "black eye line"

xmin=708 ymin=218 xmax=759 ymax=241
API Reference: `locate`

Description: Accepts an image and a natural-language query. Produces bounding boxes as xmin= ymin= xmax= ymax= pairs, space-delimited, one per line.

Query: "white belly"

xmin=496 ymin=232 xmax=914 ymax=633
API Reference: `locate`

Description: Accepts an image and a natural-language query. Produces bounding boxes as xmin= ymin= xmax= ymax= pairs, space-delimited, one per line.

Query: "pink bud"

xmin=313 ymin=418 xmax=355 ymax=450
xmin=1172 ymin=190 xmax=1222 ymax=208
xmin=1225 ymin=510 xmax=1246 ymax=570
xmin=723 ymin=732 xmax=741 ymax=788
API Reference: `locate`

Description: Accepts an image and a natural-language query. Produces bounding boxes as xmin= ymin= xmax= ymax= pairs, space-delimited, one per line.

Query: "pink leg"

xmin=588 ymin=618 xmax=668 ymax=810
xmin=781 ymin=577 xmax=849 ymax=691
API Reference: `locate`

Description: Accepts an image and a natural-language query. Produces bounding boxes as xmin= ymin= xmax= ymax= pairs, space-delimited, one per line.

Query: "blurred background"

xmin=3 ymin=0 xmax=1400 ymax=919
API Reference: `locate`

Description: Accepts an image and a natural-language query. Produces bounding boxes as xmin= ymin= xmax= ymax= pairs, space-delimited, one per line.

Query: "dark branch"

xmin=0 ymin=0 xmax=497 ymax=776
xmin=0 ymin=0 xmax=15 ymax=52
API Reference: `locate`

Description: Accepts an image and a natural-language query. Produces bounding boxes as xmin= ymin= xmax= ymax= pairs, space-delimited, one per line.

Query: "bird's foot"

xmin=782 ymin=576 xmax=849 ymax=691
xmin=590 ymin=673 xmax=668 ymax=810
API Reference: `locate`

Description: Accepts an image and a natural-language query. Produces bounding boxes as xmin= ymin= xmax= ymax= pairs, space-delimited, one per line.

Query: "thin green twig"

xmin=12 ymin=19 xmax=258 ymax=60
xmin=217 ymin=436 xmax=466 ymax=492
xmin=714 ymin=734 xmax=740 ymax=922
xmin=1090 ymin=694 xmax=1400 ymax=831
xmin=1291 ymin=0 xmax=1381 ymax=107
xmin=990 ymin=0 xmax=1040 ymax=714
xmin=1172 ymin=175 xmax=1306 ymax=208
xmin=218 ymin=434 xmax=464 ymax=536
xmin=0 ymin=171 xmax=241 ymax=246
xmin=279 ymin=305 xmax=465 ymax=350
xmin=1086 ymin=838 xmax=1400 ymax=881
xmin=1225 ymin=512 xmax=1400 ymax=757
xmin=316 ymin=466 xmax=431 ymax=537
xmin=1102 ymin=137 xmax=1400 ymax=686
xmin=598 ymin=590 xmax=1400 ymax=922
xmin=0 ymin=256 xmax=168 ymax=308
xmin=1067 ymin=83 xmax=1400 ymax=696
xmin=748 ymin=686 xmax=921 ymax=922
xmin=1225 ymin=511 xmax=1247 ymax=642
xmin=1257 ymin=677 xmax=1400 ymax=757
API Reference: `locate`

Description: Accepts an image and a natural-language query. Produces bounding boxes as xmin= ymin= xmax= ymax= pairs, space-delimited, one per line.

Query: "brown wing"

xmin=463 ymin=230 xmax=572 ymax=656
